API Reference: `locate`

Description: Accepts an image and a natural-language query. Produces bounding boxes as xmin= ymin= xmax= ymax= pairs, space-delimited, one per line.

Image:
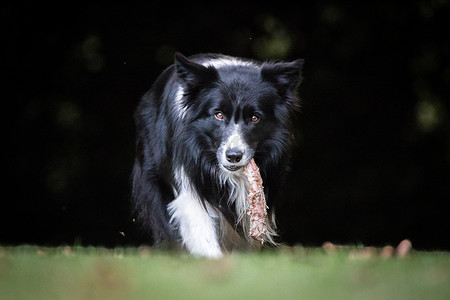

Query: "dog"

xmin=132 ymin=53 xmax=303 ymax=258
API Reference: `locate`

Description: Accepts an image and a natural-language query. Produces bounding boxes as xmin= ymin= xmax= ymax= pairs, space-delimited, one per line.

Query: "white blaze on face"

xmin=219 ymin=125 xmax=252 ymax=167
xmin=227 ymin=125 xmax=245 ymax=148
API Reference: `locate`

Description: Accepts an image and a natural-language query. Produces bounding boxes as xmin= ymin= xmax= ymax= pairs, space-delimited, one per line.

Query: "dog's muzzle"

xmin=218 ymin=125 xmax=253 ymax=172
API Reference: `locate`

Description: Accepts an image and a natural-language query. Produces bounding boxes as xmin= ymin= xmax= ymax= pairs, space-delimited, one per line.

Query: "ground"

xmin=0 ymin=245 xmax=449 ymax=299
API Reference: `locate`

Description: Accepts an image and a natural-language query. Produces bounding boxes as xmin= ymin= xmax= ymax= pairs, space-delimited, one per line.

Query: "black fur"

xmin=132 ymin=53 xmax=303 ymax=253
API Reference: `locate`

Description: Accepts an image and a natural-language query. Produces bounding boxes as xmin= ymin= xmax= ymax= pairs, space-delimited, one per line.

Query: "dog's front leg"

xmin=168 ymin=191 xmax=223 ymax=258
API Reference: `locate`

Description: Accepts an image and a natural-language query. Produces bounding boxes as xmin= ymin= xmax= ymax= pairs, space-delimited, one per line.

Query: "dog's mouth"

xmin=223 ymin=165 xmax=243 ymax=172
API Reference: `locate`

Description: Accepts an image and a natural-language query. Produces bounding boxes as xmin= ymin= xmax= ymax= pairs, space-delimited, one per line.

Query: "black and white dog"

xmin=132 ymin=53 xmax=303 ymax=258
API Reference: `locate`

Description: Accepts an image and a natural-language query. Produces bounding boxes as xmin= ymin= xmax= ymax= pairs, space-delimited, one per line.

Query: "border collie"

xmin=132 ymin=53 xmax=303 ymax=258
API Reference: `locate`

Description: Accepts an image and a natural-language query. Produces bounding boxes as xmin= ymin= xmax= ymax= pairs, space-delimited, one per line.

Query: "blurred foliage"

xmin=2 ymin=1 xmax=450 ymax=249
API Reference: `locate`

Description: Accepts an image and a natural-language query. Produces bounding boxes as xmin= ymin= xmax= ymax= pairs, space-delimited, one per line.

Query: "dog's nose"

xmin=225 ymin=148 xmax=243 ymax=163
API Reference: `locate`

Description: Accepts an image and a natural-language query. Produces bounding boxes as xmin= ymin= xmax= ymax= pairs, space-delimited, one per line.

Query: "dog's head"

xmin=174 ymin=53 xmax=303 ymax=173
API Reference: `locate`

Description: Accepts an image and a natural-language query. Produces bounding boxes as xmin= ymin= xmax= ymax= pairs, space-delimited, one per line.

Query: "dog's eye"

xmin=251 ymin=115 xmax=260 ymax=123
xmin=215 ymin=112 xmax=224 ymax=120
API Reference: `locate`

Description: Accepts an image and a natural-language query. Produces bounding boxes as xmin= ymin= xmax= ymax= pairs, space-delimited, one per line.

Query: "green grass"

xmin=1 ymin=245 xmax=449 ymax=299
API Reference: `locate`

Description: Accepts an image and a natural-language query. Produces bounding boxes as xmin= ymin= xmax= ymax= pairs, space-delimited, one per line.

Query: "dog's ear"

xmin=174 ymin=52 xmax=218 ymax=87
xmin=261 ymin=59 xmax=304 ymax=93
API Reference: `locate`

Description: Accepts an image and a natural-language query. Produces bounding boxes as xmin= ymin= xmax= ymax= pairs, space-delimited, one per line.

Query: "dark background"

xmin=3 ymin=1 xmax=449 ymax=250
